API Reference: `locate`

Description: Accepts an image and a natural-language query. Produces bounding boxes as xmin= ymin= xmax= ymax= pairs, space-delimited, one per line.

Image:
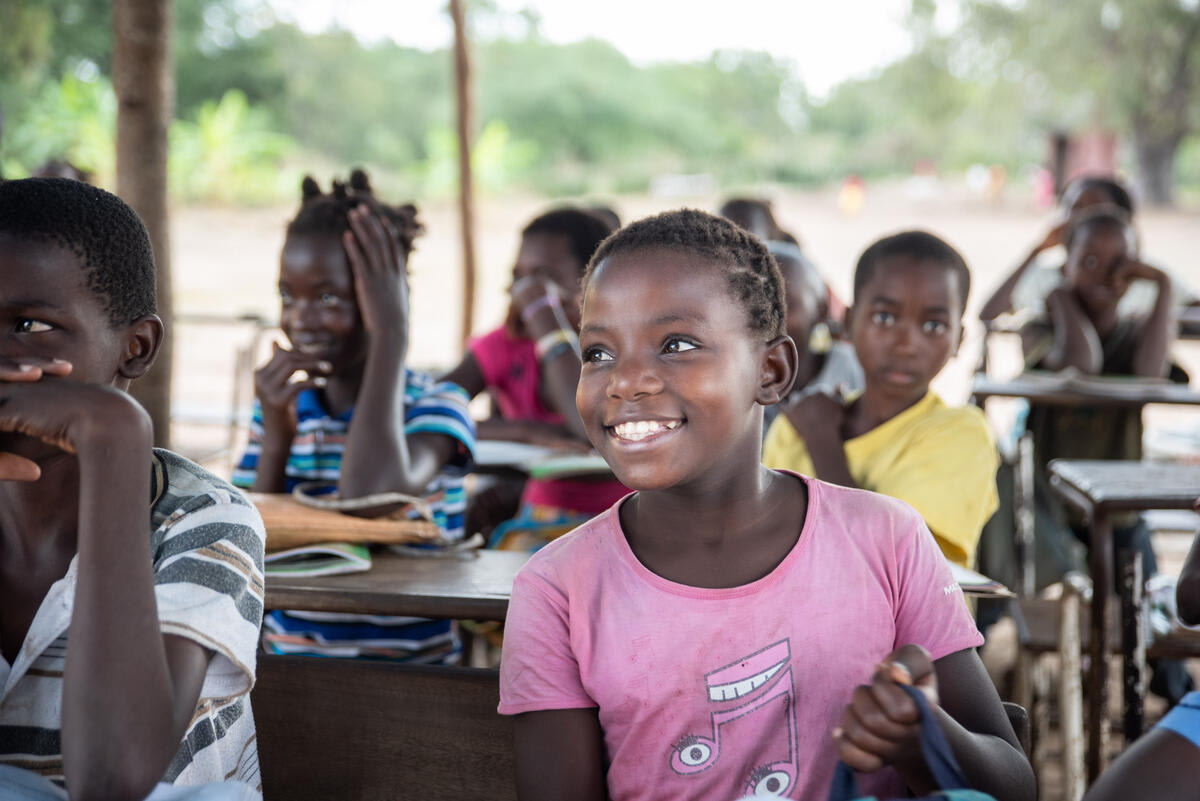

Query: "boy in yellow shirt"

xmin=764 ymin=230 xmax=997 ymax=567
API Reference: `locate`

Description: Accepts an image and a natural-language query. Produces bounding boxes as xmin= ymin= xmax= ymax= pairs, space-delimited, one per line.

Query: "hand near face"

xmin=0 ymin=363 xmax=152 ymax=482
xmin=835 ymin=644 xmax=939 ymax=773
xmin=254 ymin=341 xmax=331 ymax=433
xmin=343 ymin=205 xmax=410 ymax=338
xmin=783 ymin=387 xmax=847 ymax=440
xmin=1110 ymin=258 xmax=1166 ymax=288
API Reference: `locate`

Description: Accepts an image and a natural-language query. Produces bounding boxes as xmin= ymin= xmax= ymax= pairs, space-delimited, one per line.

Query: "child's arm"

xmin=1116 ymin=260 xmax=1175 ymax=377
xmin=0 ymin=374 xmax=212 ymax=800
xmin=836 ymin=645 xmax=1035 ymax=801
xmin=979 ymin=224 xmax=1065 ymax=322
xmin=1177 ymin=508 xmax=1200 ymax=625
xmin=248 ymin=342 xmax=332 ymax=492
xmin=780 ymin=390 xmax=858 ymax=488
xmin=337 ymin=206 xmax=460 ymax=503
xmin=508 ymin=277 xmax=590 ymax=443
xmin=441 ymin=350 xmax=487 ymax=399
xmin=1036 ymin=286 xmax=1104 ymax=373
xmin=442 ymin=350 xmax=588 ymax=449
xmin=513 ymin=709 xmax=610 ymax=801
xmin=1080 ymin=727 xmax=1200 ymax=801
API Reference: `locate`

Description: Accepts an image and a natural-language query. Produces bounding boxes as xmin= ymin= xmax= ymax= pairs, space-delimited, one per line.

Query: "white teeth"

xmin=612 ymin=420 xmax=681 ymax=441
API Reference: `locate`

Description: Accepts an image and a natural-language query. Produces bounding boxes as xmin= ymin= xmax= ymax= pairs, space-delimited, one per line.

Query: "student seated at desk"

xmin=443 ymin=208 xmax=627 ymax=549
xmin=0 ymin=179 xmax=266 ymax=798
xmin=763 ymin=231 xmax=997 ymax=568
xmin=761 ymin=241 xmax=863 ymax=438
xmin=1020 ymin=203 xmax=1193 ymax=703
xmin=980 ymin=175 xmax=1196 ymax=325
xmin=233 ymin=172 xmax=476 ymax=662
xmin=499 ymin=210 xmax=1034 ymax=801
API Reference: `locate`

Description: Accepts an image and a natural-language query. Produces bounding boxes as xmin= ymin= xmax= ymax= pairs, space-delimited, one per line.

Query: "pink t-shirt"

xmin=499 ymin=475 xmax=984 ymax=801
xmin=469 ymin=326 xmax=563 ymax=424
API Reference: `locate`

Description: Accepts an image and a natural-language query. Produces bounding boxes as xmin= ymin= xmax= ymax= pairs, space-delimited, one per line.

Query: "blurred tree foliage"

xmin=959 ymin=0 xmax=1200 ymax=205
xmin=0 ymin=0 xmax=1195 ymax=203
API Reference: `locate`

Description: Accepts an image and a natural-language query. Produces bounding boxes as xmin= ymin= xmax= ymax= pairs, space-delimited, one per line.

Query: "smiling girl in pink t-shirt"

xmin=498 ymin=210 xmax=1034 ymax=801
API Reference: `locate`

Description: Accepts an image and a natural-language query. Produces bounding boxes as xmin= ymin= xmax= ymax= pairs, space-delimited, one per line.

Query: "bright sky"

xmin=268 ymin=0 xmax=935 ymax=99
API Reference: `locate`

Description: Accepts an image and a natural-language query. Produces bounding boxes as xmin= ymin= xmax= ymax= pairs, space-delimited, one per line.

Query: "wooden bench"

xmin=252 ymin=654 xmax=516 ymax=801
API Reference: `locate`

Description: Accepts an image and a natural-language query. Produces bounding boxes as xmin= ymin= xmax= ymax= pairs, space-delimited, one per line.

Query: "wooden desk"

xmin=972 ymin=372 xmax=1200 ymax=408
xmin=1047 ymin=459 xmax=1200 ymax=780
xmin=265 ymin=549 xmax=531 ymax=621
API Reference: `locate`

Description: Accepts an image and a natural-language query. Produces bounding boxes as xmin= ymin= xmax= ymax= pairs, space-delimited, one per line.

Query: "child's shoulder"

xmin=908 ymin=393 xmax=992 ymax=441
xmin=786 ymin=471 xmax=928 ymax=536
xmin=151 ymin=448 xmax=264 ymax=529
xmin=517 ymin=502 xmax=624 ymax=583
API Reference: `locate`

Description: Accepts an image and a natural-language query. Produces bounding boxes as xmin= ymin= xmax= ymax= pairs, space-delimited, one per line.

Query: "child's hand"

xmin=343 ymin=204 xmax=410 ymax=338
xmin=254 ymin=341 xmax=331 ymax=431
xmin=0 ymin=357 xmax=73 ymax=384
xmin=507 ymin=276 xmax=561 ymax=338
xmin=0 ymin=379 xmax=151 ymax=481
xmin=834 ymin=644 xmax=939 ymax=773
xmin=1110 ymin=258 xmax=1166 ymax=286
xmin=784 ymin=387 xmax=847 ymax=439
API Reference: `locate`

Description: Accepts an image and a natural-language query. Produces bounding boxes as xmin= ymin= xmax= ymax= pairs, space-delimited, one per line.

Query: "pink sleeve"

xmin=468 ymin=327 xmax=511 ymax=390
xmin=498 ymin=569 xmax=597 ymax=715
xmin=891 ymin=510 xmax=985 ymax=659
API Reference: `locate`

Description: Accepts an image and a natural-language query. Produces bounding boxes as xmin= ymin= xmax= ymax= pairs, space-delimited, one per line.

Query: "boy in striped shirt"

xmin=0 ymin=178 xmax=265 ymax=799
xmin=233 ymin=172 xmax=476 ymax=662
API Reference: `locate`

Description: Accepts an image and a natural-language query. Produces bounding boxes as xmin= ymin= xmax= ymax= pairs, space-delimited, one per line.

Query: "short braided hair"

xmin=584 ymin=208 xmax=785 ymax=339
xmin=0 ymin=177 xmax=156 ymax=326
xmin=853 ymin=230 xmax=971 ymax=308
xmin=287 ymin=169 xmax=424 ymax=257
xmin=522 ymin=207 xmax=615 ymax=276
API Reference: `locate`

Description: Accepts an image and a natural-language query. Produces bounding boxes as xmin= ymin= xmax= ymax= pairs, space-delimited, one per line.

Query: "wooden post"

xmin=450 ymin=0 xmax=477 ymax=349
xmin=113 ymin=0 xmax=174 ymax=448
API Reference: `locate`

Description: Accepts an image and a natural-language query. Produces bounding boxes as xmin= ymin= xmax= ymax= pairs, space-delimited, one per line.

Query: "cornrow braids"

xmin=287 ymin=168 xmax=424 ymax=256
xmin=584 ymin=208 xmax=786 ymax=340
xmin=0 ymin=177 xmax=156 ymax=326
xmin=853 ymin=230 xmax=971 ymax=307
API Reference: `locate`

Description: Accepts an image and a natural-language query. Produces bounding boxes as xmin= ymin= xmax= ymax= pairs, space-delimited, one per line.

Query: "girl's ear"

xmin=117 ymin=314 xmax=165 ymax=381
xmin=757 ymin=335 xmax=800 ymax=405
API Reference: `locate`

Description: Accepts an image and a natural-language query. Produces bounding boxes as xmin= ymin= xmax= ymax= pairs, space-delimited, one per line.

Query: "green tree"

xmin=961 ymin=0 xmax=1200 ymax=205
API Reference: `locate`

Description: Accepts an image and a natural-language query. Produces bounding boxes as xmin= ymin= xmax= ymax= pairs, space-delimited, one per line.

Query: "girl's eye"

xmin=280 ymin=290 xmax=293 ymax=305
xmin=662 ymin=337 xmax=698 ymax=354
xmin=582 ymin=346 xmax=613 ymax=364
xmin=15 ymin=318 xmax=53 ymax=334
xmin=923 ymin=320 xmax=948 ymax=335
xmin=1083 ymin=255 xmax=1099 ymax=271
xmin=871 ymin=311 xmax=895 ymax=326
xmin=320 ymin=293 xmax=341 ymax=306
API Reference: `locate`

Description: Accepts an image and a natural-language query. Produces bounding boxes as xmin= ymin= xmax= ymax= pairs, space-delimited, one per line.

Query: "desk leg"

xmin=1119 ymin=549 xmax=1145 ymax=744
xmin=1087 ymin=513 xmax=1113 ymax=783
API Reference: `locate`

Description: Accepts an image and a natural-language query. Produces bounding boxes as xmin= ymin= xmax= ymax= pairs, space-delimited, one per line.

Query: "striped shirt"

xmin=232 ymin=371 xmax=477 ymax=663
xmin=0 ymin=449 xmax=266 ymax=792
xmin=232 ymin=370 xmax=476 ymax=540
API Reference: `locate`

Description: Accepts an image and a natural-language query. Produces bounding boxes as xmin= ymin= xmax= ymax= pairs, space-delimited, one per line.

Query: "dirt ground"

xmin=167 ymin=183 xmax=1198 ymax=800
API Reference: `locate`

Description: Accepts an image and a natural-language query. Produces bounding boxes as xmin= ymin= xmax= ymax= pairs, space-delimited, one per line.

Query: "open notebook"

xmin=264 ymin=542 xmax=372 ymax=577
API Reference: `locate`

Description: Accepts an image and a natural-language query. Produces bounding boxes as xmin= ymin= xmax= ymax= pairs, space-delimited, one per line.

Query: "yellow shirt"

xmin=763 ymin=392 xmax=998 ymax=567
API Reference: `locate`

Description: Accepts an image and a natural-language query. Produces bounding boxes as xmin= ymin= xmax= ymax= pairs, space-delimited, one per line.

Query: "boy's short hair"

xmin=1062 ymin=175 xmax=1135 ymax=217
xmin=584 ymin=208 xmax=786 ymax=339
xmin=287 ymin=169 xmax=424 ymax=257
xmin=1064 ymin=203 xmax=1132 ymax=251
xmin=0 ymin=177 xmax=156 ymax=326
xmin=853 ymin=230 xmax=971 ymax=310
xmin=522 ymin=208 xmax=615 ymax=275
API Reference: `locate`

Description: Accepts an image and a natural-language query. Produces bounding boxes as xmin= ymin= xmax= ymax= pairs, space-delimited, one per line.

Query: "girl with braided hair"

xmin=233 ymin=170 xmax=476 ymax=662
